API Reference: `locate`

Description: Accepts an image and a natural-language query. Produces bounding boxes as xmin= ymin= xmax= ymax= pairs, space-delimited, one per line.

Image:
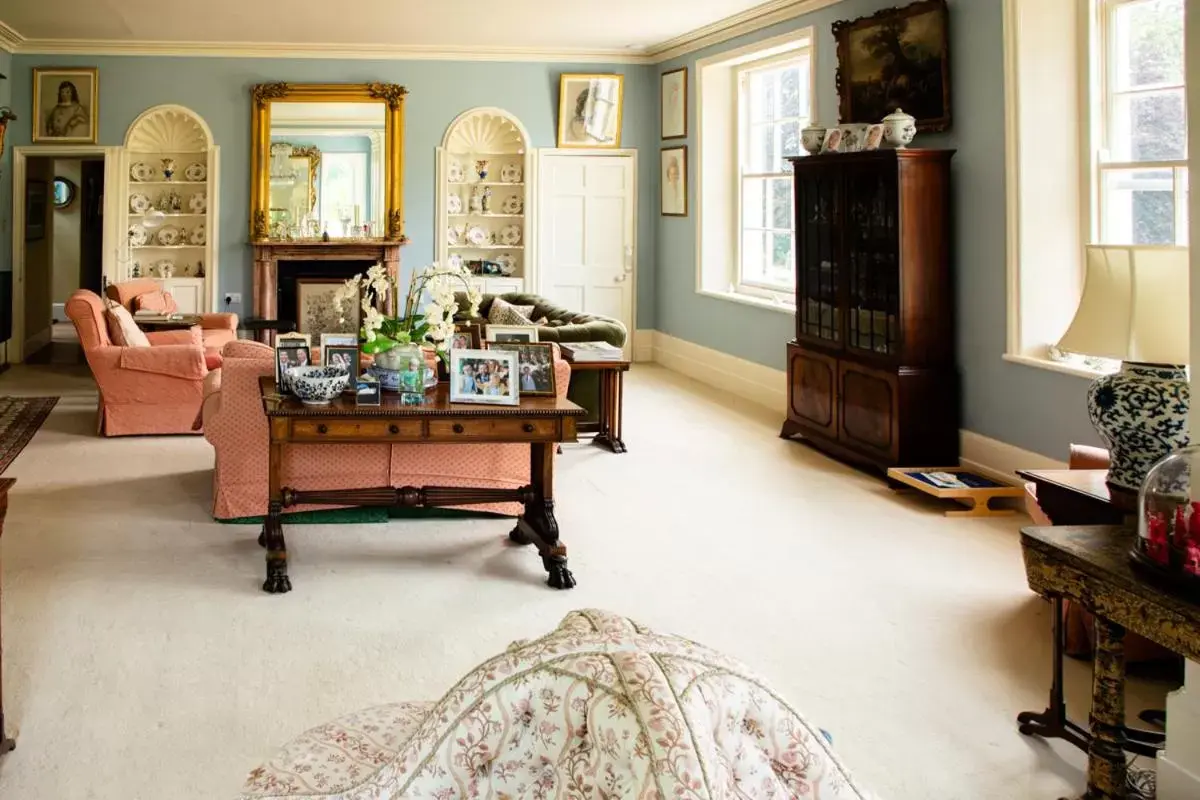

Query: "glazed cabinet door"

xmin=844 ymin=163 xmax=899 ymax=359
xmin=786 ymin=343 xmax=837 ymax=437
xmin=837 ymin=360 xmax=898 ymax=462
xmin=794 ymin=165 xmax=842 ymax=348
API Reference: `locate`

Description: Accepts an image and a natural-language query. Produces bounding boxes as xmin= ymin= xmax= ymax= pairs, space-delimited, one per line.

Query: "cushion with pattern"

xmin=487 ymin=297 xmax=536 ymax=326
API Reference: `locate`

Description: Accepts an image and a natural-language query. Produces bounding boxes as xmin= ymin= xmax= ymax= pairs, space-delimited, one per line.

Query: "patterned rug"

xmin=0 ymin=397 xmax=59 ymax=475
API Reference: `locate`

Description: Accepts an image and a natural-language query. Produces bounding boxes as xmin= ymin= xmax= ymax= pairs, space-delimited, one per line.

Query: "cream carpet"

xmin=0 ymin=362 xmax=1172 ymax=799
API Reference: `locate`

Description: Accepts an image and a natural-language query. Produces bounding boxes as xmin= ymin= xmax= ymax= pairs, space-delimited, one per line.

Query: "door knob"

xmin=613 ymin=274 xmax=626 ymax=283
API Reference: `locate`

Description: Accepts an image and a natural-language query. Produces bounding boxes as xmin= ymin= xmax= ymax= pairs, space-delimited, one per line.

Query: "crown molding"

xmin=0 ymin=20 xmax=24 ymax=54
xmin=10 ymin=37 xmax=652 ymax=64
xmin=646 ymin=0 xmax=842 ymax=62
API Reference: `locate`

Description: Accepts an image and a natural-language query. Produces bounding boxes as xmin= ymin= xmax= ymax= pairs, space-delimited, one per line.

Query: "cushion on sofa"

xmin=104 ymin=301 xmax=151 ymax=348
xmin=487 ymin=296 xmax=535 ymax=326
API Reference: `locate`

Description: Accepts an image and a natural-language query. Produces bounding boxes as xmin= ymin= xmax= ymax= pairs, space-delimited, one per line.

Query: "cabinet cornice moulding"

xmin=646 ymin=0 xmax=843 ymax=62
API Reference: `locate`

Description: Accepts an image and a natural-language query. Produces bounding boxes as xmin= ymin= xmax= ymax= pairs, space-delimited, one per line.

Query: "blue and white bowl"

xmin=287 ymin=365 xmax=350 ymax=405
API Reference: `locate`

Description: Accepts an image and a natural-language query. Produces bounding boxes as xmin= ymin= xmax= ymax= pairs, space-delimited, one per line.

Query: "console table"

xmin=0 ymin=478 xmax=15 ymax=756
xmin=259 ymin=379 xmax=585 ymax=594
xmin=565 ymin=359 xmax=629 ymax=454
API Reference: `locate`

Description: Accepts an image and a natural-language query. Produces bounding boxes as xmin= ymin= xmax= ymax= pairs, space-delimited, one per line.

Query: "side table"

xmin=0 ymin=478 xmax=15 ymax=756
xmin=565 ymin=359 xmax=629 ymax=454
xmin=134 ymin=314 xmax=202 ymax=332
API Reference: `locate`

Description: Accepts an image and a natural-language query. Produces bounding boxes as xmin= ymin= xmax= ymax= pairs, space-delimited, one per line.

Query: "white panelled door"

xmin=536 ymin=153 xmax=635 ymax=354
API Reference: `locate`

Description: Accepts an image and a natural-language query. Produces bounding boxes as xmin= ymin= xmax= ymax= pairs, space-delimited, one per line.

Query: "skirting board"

xmin=633 ymin=329 xmax=655 ymax=363
xmin=645 ymin=330 xmax=1065 ymax=485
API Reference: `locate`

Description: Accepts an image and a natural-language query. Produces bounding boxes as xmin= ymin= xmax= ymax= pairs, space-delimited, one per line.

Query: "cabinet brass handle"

xmin=523 ymin=423 xmax=535 ymax=433
xmin=389 ymin=424 xmax=400 ymax=434
xmin=453 ymin=424 xmax=465 ymax=434
xmin=317 ymin=424 xmax=328 ymax=434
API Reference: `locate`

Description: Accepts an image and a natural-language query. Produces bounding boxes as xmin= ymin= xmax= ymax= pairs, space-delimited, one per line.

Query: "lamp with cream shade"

xmin=1056 ymin=244 xmax=1190 ymax=496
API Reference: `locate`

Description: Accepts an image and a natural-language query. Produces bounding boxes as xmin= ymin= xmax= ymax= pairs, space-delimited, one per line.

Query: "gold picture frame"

xmin=249 ymin=82 xmax=407 ymax=241
xmin=32 ymin=67 xmax=99 ymax=144
xmin=556 ymin=73 xmax=624 ymax=149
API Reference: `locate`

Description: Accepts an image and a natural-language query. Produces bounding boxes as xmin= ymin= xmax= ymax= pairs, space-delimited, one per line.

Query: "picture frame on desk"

xmin=485 ymin=324 xmax=538 ymax=344
xmin=274 ymin=332 xmax=311 ymax=394
xmin=449 ymin=349 xmax=520 ymax=406
xmin=486 ymin=341 xmax=556 ymax=397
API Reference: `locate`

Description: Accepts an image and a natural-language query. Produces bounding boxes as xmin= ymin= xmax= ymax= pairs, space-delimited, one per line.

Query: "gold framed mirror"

xmin=249 ymin=82 xmax=406 ymax=242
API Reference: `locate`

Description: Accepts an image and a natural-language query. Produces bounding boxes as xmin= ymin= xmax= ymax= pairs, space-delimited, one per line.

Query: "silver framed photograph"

xmin=557 ymin=73 xmax=624 ymax=148
xmin=485 ymin=324 xmax=539 ymax=344
xmin=486 ymin=341 xmax=557 ymax=397
xmin=449 ymin=349 xmax=520 ymax=406
xmin=33 ymin=67 xmax=98 ymax=144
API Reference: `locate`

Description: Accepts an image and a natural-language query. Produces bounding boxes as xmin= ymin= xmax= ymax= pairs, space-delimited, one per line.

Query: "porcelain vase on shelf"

xmin=475 ymin=160 xmax=490 ymax=181
xmin=801 ymin=125 xmax=827 ymax=155
xmin=161 ymin=158 xmax=176 ymax=181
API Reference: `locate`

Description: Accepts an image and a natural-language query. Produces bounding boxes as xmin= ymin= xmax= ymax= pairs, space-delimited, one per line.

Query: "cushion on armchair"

xmin=133 ymin=290 xmax=179 ymax=314
xmin=104 ymin=302 xmax=151 ymax=348
xmin=239 ymin=609 xmax=875 ymax=800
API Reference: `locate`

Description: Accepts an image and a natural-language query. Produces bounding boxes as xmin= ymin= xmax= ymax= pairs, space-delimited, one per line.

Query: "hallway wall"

xmin=52 ymin=160 xmax=83 ymax=310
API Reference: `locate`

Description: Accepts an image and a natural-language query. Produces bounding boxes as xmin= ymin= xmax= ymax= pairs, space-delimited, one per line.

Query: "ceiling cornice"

xmin=0 ymin=0 xmax=847 ymax=64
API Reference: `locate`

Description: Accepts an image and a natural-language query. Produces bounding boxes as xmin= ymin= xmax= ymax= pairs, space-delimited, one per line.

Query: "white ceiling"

xmin=0 ymin=0 xmax=808 ymax=58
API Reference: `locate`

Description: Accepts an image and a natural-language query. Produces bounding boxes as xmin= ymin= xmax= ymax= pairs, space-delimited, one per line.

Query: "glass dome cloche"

xmin=1134 ymin=445 xmax=1200 ymax=587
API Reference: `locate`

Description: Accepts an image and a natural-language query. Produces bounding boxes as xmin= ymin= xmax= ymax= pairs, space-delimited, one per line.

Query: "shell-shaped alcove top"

xmin=444 ymin=110 xmax=527 ymax=154
xmin=125 ymin=105 xmax=212 ymax=152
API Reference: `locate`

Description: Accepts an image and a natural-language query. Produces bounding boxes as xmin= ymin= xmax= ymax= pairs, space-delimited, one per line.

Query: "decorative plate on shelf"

xmin=129 ymin=193 xmax=152 ymax=214
xmin=447 ymin=225 xmax=461 ymax=246
xmin=465 ymin=225 xmax=489 ymax=247
xmin=447 ymin=193 xmax=462 ymax=214
xmin=188 ymin=194 xmax=207 ymax=213
xmin=447 ymin=161 xmax=465 ymax=183
xmin=495 ymin=254 xmax=516 ymax=276
xmin=157 ymin=226 xmax=181 ymax=246
xmin=500 ymin=163 xmax=522 ymax=183
xmin=498 ymin=224 xmax=522 ymax=246
xmin=190 ymin=224 xmax=207 ymax=246
xmin=128 ymin=224 xmax=148 ymax=247
xmin=501 ymin=194 xmax=523 ymax=215
xmin=184 ymin=162 xmax=207 ymax=182
xmin=130 ymin=162 xmax=153 ymax=182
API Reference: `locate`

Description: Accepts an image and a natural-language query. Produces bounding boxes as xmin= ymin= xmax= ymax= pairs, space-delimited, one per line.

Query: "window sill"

xmin=697 ymin=288 xmax=795 ymax=315
xmin=1002 ymin=353 xmax=1104 ymax=380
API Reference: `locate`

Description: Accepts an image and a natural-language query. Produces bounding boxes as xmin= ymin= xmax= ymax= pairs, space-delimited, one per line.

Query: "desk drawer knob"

xmin=389 ymin=424 xmax=400 ymax=435
xmin=453 ymin=424 xmax=464 ymax=434
xmin=523 ymin=423 xmax=535 ymax=433
xmin=317 ymin=424 xmax=328 ymax=435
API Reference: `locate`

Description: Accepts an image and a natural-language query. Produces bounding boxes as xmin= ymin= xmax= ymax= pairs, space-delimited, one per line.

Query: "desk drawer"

xmin=428 ymin=418 xmax=558 ymax=441
xmin=291 ymin=419 xmax=424 ymax=441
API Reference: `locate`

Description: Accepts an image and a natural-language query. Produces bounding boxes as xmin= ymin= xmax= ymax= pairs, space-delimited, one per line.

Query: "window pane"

xmin=741 ymin=230 xmax=767 ymax=283
xmin=770 ymin=232 xmax=794 ymax=278
xmin=1112 ymin=0 xmax=1184 ymax=90
xmin=780 ymin=119 xmax=801 ymax=160
xmin=1100 ymin=167 xmax=1176 ymax=244
xmin=1110 ymin=88 xmax=1186 ymax=161
xmin=748 ymin=71 xmax=777 ymax=122
xmin=780 ymin=65 xmax=801 ymax=119
xmin=743 ymin=178 xmax=766 ymax=229
xmin=749 ymin=123 xmax=779 ymax=173
xmin=771 ymin=177 xmax=792 ymax=229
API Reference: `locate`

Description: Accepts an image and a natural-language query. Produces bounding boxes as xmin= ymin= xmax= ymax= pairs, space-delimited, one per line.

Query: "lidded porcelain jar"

xmin=1135 ymin=446 xmax=1200 ymax=579
xmin=881 ymin=108 xmax=917 ymax=148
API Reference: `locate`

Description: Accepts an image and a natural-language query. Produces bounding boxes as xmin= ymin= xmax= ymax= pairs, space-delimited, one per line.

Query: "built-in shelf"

xmin=133 ymin=244 xmax=204 ymax=250
xmin=130 ymin=180 xmax=207 ymax=186
xmin=449 ymin=244 xmax=524 ymax=250
xmin=448 ymin=181 xmax=524 ymax=187
xmin=130 ymin=212 xmax=206 ymax=217
xmin=449 ymin=213 xmax=523 ymax=219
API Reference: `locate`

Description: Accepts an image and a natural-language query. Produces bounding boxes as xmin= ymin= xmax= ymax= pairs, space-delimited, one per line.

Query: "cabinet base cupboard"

xmin=780 ymin=149 xmax=958 ymax=471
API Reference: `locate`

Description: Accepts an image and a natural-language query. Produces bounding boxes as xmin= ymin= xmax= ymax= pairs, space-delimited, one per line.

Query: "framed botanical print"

xmin=296 ymin=278 xmax=359 ymax=337
xmin=557 ymin=73 xmax=624 ymax=148
xmin=661 ymin=147 xmax=688 ymax=217
xmin=32 ymin=67 xmax=99 ymax=144
xmin=661 ymin=68 xmax=687 ymax=139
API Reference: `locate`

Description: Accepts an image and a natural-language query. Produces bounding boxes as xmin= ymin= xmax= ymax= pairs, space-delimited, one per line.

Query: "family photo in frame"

xmin=449 ymin=349 xmax=520 ymax=406
xmin=274 ymin=333 xmax=312 ymax=394
xmin=486 ymin=342 xmax=557 ymax=397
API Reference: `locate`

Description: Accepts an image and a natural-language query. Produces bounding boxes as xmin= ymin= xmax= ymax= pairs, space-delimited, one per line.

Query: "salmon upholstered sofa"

xmin=105 ymin=278 xmax=238 ymax=365
xmin=66 ymin=289 xmax=210 ymax=436
xmin=201 ymin=340 xmax=572 ymax=520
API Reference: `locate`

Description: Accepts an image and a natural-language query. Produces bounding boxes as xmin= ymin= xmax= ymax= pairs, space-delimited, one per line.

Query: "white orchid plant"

xmin=332 ymin=262 xmax=481 ymax=357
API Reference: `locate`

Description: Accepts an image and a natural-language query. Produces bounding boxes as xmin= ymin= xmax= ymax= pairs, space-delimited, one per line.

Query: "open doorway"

xmin=12 ymin=147 xmax=110 ymax=365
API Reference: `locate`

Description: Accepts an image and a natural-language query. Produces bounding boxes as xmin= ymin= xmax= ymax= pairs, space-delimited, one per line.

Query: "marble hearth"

xmin=252 ymin=241 xmax=403 ymax=336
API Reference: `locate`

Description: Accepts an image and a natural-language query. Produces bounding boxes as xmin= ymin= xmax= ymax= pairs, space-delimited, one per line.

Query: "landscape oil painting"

xmin=833 ymin=0 xmax=951 ymax=132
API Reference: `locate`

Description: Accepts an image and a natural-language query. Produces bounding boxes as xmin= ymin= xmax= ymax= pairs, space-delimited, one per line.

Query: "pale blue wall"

xmin=653 ymin=0 xmax=1099 ymax=458
xmin=3 ymin=55 xmax=657 ymax=327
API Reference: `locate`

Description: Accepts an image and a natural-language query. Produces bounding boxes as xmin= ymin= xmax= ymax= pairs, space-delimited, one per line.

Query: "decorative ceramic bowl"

xmin=157 ymin=226 xmax=181 ymax=246
xmin=801 ymin=125 xmax=827 ymax=155
xmin=496 ymin=254 xmax=516 ymax=275
xmin=189 ymin=224 xmax=207 ymax=246
xmin=287 ymin=365 xmax=350 ymax=405
xmin=188 ymin=194 xmax=207 ymax=213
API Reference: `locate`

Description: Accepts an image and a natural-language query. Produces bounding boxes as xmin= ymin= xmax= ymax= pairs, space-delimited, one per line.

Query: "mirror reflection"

xmin=268 ymin=101 xmax=385 ymax=238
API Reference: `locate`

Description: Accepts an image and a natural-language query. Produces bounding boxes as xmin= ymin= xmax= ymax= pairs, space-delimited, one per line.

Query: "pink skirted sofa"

xmin=202 ymin=340 xmax=572 ymax=520
xmin=105 ymin=278 xmax=238 ymax=365
xmin=66 ymin=289 xmax=210 ymax=436
xmin=238 ymin=609 xmax=877 ymax=800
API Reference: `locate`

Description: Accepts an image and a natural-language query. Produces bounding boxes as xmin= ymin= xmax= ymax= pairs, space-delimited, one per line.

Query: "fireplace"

xmin=252 ymin=240 xmax=403 ymax=341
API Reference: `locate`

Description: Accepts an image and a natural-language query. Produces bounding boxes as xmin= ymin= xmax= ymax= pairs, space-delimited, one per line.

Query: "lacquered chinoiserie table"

xmin=259 ymin=379 xmax=585 ymax=594
xmin=1021 ymin=524 xmax=1200 ymax=799
xmin=566 ymin=359 xmax=630 ymax=454
xmin=0 ymin=478 xmax=15 ymax=756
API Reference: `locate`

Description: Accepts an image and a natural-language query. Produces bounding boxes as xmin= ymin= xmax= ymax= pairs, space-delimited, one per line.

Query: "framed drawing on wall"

xmin=295 ymin=278 xmax=359 ymax=337
xmin=557 ymin=74 xmax=624 ymax=148
xmin=832 ymin=0 xmax=951 ymax=132
xmin=32 ymin=67 xmax=99 ymax=144
xmin=661 ymin=146 xmax=687 ymax=217
xmin=661 ymin=68 xmax=687 ymax=139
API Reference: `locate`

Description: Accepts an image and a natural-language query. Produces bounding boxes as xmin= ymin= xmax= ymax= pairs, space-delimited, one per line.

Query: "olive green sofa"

xmin=455 ymin=292 xmax=627 ymax=422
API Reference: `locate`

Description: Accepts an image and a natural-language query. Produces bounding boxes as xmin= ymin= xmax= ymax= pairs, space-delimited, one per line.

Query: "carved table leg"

xmin=262 ymin=500 xmax=291 ymax=594
xmin=510 ymin=442 xmax=575 ymax=589
xmin=1086 ymin=617 xmax=1128 ymax=799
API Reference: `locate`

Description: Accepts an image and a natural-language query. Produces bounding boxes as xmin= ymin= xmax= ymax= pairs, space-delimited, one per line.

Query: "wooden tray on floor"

xmin=887 ymin=467 xmax=1023 ymax=518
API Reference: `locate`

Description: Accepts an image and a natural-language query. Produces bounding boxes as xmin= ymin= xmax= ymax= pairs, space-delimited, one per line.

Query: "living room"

xmin=0 ymin=0 xmax=1197 ymax=798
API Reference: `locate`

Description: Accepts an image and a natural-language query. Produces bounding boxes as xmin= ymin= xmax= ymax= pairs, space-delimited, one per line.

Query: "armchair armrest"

xmin=119 ymin=345 xmax=207 ymax=381
xmin=87 ymin=345 xmax=206 ymax=404
xmin=199 ymin=312 xmax=238 ymax=332
xmin=146 ymin=327 xmax=204 ymax=347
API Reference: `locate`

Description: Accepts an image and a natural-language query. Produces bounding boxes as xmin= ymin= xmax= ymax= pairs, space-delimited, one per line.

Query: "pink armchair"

xmin=202 ymin=340 xmax=572 ymax=520
xmin=105 ymin=279 xmax=238 ymax=357
xmin=66 ymin=289 xmax=209 ymax=436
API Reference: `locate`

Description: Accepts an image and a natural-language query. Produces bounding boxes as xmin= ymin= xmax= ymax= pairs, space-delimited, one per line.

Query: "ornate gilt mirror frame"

xmin=249 ymin=82 xmax=407 ymax=242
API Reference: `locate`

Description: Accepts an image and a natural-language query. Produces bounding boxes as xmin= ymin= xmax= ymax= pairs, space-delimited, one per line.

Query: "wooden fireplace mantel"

xmin=252 ymin=239 xmax=403 ymax=322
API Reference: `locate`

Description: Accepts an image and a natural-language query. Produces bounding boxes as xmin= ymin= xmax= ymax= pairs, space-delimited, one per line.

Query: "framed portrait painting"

xmin=833 ymin=0 xmax=950 ymax=132
xmin=661 ymin=147 xmax=687 ymax=217
xmin=557 ymin=74 xmax=624 ymax=148
xmin=661 ymin=68 xmax=687 ymax=139
xmin=32 ymin=67 xmax=98 ymax=144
